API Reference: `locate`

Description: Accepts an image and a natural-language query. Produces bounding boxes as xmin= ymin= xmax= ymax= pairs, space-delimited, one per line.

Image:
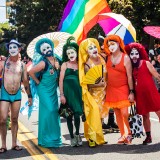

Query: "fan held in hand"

xmin=83 ymin=65 xmax=103 ymax=84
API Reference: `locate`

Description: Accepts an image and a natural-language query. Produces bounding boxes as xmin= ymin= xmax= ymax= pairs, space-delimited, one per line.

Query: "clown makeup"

xmin=40 ymin=43 xmax=53 ymax=56
xmin=108 ymin=41 xmax=119 ymax=53
xmin=66 ymin=48 xmax=77 ymax=61
xmin=87 ymin=43 xmax=98 ymax=58
xmin=9 ymin=43 xmax=19 ymax=56
xmin=130 ymin=48 xmax=140 ymax=63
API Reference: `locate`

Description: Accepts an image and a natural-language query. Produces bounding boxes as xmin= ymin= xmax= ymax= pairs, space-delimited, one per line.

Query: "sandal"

xmin=12 ymin=145 xmax=22 ymax=151
xmin=0 ymin=148 xmax=7 ymax=154
xmin=117 ymin=136 xmax=125 ymax=144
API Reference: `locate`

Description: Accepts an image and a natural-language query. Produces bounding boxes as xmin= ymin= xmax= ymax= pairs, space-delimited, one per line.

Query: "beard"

xmin=131 ymin=58 xmax=140 ymax=68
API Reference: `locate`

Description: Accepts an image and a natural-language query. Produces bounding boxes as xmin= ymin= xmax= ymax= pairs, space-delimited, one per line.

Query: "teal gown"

xmin=63 ymin=68 xmax=83 ymax=115
xmin=37 ymin=63 xmax=62 ymax=147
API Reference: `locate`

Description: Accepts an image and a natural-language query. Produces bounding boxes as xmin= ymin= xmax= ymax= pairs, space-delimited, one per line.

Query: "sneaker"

xmin=124 ymin=134 xmax=132 ymax=144
xmin=88 ymin=139 xmax=96 ymax=148
xmin=117 ymin=136 xmax=125 ymax=144
xmin=75 ymin=134 xmax=82 ymax=146
xmin=143 ymin=136 xmax=152 ymax=145
xmin=70 ymin=137 xmax=77 ymax=147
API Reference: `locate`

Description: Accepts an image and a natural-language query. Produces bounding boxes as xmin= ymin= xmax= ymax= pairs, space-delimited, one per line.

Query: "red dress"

xmin=133 ymin=60 xmax=160 ymax=115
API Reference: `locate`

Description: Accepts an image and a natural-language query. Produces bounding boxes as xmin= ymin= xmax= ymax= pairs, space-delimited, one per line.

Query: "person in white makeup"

xmin=103 ymin=35 xmax=134 ymax=145
xmin=125 ymin=42 xmax=160 ymax=145
xmin=59 ymin=36 xmax=83 ymax=147
xmin=29 ymin=38 xmax=62 ymax=148
xmin=0 ymin=39 xmax=32 ymax=153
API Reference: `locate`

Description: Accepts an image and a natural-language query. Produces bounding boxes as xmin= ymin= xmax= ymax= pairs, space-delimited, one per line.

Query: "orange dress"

xmin=104 ymin=53 xmax=130 ymax=108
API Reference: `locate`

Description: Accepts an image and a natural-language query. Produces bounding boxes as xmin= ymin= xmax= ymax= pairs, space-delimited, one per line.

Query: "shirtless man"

xmin=0 ymin=39 xmax=32 ymax=153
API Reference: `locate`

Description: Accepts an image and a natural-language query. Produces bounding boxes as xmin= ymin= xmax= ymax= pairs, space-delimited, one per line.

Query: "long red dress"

xmin=133 ymin=60 xmax=160 ymax=115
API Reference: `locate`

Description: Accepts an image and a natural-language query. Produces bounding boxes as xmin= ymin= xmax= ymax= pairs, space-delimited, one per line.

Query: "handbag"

xmin=58 ymin=103 xmax=73 ymax=119
xmin=128 ymin=104 xmax=144 ymax=138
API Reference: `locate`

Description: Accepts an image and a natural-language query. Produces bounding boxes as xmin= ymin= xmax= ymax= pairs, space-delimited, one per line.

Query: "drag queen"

xmin=29 ymin=38 xmax=62 ymax=147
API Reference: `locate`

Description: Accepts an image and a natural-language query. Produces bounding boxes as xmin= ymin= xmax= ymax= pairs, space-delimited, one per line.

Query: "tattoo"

xmin=25 ymin=86 xmax=28 ymax=90
xmin=6 ymin=62 xmax=10 ymax=69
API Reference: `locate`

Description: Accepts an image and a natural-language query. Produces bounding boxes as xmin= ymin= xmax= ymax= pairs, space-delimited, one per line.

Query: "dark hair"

xmin=154 ymin=38 xmax=160 ymax=45
xmin=62 ymin=36 xmax=79 ymax=62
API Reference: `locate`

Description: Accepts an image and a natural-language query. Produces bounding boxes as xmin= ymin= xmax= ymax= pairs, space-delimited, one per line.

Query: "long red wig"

xmin=125 ymin=42 xmax=149 ymax=60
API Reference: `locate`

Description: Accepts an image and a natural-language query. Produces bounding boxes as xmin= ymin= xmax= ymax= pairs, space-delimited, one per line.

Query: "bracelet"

xmin=129 ymin=89 xmax=135 ymax=94
xmin=60 ymin=93 xmax=64 ymax=96
xmin=28 ymin=94 xmax=32 ymax=98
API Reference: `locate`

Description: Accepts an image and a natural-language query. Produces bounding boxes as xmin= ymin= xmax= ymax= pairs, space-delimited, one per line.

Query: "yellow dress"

xmin=79 ymin=38 xmax=105 ymax=145
xmin=87 ymin=55 xmax=109 ymax=118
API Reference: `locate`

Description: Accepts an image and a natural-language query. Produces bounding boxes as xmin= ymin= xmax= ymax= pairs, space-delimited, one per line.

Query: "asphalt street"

xmin=0 ymin=92 xmax=160 ymax=160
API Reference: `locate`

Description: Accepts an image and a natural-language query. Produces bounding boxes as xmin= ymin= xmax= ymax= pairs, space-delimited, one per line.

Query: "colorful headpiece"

xmin=125 ymin=42 xmax=149 ymax=60
xmin=35 ymin=38 xmax=54 ymax=57
xmin=104 ymin=35 xmax=126 ymax=55
xmin=78 ymin=38 xmax=100 ymax=85
xmin=62 ymin=36 xmax=79 ymax=62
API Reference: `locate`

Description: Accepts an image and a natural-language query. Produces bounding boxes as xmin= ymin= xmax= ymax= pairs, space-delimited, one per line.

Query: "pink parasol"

xmin=143 ymin=26 xmax=160 ymax=38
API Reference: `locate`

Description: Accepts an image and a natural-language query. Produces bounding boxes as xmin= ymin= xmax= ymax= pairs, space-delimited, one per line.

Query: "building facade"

xmin=0 ymin=0 xmax=14 ymax=23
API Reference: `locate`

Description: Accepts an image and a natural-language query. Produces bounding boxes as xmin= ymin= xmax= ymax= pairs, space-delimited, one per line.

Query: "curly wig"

xmin=125 ymin=42 xmax=149 ymax=60
xmin=62 ymin=36 xmax=79 ymax=62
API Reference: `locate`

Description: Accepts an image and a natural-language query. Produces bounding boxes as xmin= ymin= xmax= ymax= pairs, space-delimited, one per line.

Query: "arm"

xmin=0 ymin=61 xmax=4 ymax=75
xmin=59 ymin=62 xmax=67 ymax=104
xmin=28 ymin=61 xmax=45 ymax=85
xmin=146 ymin=61 xmax=160 ymax=81
xmin=124 ymin=55 xmax=134 ymax=102
xmin=22 ymin=63 xmax=32 ymax=106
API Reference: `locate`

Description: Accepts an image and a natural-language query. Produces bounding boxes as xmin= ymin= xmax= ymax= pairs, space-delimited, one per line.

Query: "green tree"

xmin=8 ymin=0 xmax=68 ymax=45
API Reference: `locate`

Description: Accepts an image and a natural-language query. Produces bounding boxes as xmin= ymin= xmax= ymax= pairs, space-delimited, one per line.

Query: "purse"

xmin=58 ymin=103 xmax=73 ymax=119
xmin=128 ymin=104 xmax=144 ymax=138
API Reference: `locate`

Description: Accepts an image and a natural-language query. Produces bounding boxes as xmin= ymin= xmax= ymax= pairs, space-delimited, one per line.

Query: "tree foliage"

xmin=1 ymin=0 xmax=160 ymax=53
xmin=8 ymin=0 xmax=68 ymax=45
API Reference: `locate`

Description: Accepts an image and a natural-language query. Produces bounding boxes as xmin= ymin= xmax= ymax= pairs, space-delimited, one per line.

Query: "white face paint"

xmin=108 ymin=41 xmax=119 ymax=53
xmin=130 ymin=48 xmax=140 ymax=63
xmin=9 ymin=43 xmax=19 ymax=56
xmin=66 ymin=48 xmax=77 ymax=61
xmin=40 ymin=43 xmax=52 ymax=55
xmin=87 ymin=43 xmax=98 ymax=58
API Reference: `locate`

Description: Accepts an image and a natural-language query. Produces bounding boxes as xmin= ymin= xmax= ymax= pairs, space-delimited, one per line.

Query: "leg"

xmin=0 ymin=101 xmax=10 ymax=150
xmin=74 ymin=114 xmax=80 ymax=135
xmin=143 ymin=113 xmax=151 ymax=132
xmin=114 ymin=108 xmax=125 ymax=136
xmin=120 ymin=107 xmax=132 ymax=144
xmin=74 ymin=113 xmax=82 ymax=146
xmin=66 ymin=116 xmax=77 ymax=147
xmin=120 ymin=107 xmax=131 ymax=135
xmin=142 ymin=113 xmax=152 ymax=145
xmin=66 ymin=116 xmax=74 ymax=138
xmin=108 ymin=109 xmax=119 ymax=131
xmin=10 ymin=101 xmax=21 ymax=148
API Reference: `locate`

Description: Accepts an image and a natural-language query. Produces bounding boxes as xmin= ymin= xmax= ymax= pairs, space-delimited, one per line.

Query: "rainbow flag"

xmin=58 ymin=0 xmax=111 ymax=44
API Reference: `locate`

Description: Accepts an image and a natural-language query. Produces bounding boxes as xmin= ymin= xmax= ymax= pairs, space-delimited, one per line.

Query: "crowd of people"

xmin=0 ymin=34 xmax=160 ymax=153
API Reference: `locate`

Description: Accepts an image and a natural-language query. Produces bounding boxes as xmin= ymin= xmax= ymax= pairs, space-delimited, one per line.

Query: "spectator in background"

xmin=22 ymin=56 xmax=28 ymax=64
